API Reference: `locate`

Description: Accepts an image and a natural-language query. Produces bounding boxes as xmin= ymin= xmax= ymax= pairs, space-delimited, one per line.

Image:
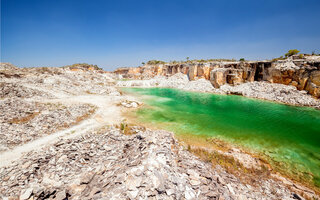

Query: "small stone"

xmin=80 ymin=172 xmax=95 ymax=184
xmin=115 ymin=173 xmax=126 ymax=183
xmin=127 ymin=189 xmax=139 ymax=199
xmin=200 ymin=185 xmax=210 ymax=194
xmin=227 ymin=184 xmax=235 ymax=195
xmin=206 ymin=191 xmax=218 ymax=198
xmin=190 ymin=179 xmax=201 ymax=186
xmin=187 ymin=169 xmax=199 ymax=178
xmin=217 ymin=176 xmax=226 ymax=185
xmin=237 ymin=194 xmax=248 ymax=200
xmin=54 ymin=190 xmax=66 ymax=200
xmin=131 ymin=102 xmax=138 ymax=108
xmin=20 ymin=188 xmax=33 ymax=200
xmin=68 ymin=184 xmax=87 ymax=196
xmin=126 ymin=175 xmax=142 ymax=190
xmin=185 ymin=185 xmax=196 ymax=200
xmin=166 ymin=189 xmax=175 ymax=196
xmin=152 ymin=171 xmax=165 ymax=192
xmin=57 ymin=155 xmax=68 ymax=163
xmin=21 ymin=161 xmax=32 ymax=169
xmin=88 ymin=187 xmax=101 ymax=198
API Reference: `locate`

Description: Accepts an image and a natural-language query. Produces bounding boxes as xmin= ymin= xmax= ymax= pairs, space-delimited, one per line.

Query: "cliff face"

xmin=114 ymin=56 xmax=320 ymax=98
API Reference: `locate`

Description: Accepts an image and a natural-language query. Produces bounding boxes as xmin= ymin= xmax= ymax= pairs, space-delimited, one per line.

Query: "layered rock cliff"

xmin=114 ymin=56 xmax=320 ymax=98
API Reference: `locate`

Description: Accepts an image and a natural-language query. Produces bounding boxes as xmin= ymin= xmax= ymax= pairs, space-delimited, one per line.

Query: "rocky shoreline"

xmin=1 ymin=62 xmax=319 ymax=199
xmin=116 ymin=73 xmax=320 ymax=108
xmin=115 ymin=56 xmax=320 ymax=108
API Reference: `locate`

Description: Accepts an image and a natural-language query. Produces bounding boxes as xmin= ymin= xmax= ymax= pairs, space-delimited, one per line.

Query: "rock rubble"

xmin=220 ymin=82 xmax=320 ymax=108
xmin=114 ymin=56 xmax=320 ymax=98
xmin=0 ymin=97 xmax=96 ymax=152
xmin=116 ymin=73 xmax=320 ymax=108
xmin=0 ymin=82 xmax=53 ymax=99
xmin=1 ymin=63 xmax=319 ymax=199
xmin=0 ymin=126 xmax=299 ymax=200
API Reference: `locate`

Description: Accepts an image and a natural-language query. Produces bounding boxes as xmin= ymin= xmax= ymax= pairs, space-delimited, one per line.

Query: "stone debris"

xmin=273 ymin=61 xmax=300 ymax=71
xmin=0 ymin=82 xmax=53 ymax=99
xmin=0 ymin=63 xmax=18 ymax=70
xmin=305 ymin=55 xmax=320 ymax=62
xmin=117 ymin=73 xmax=320 ymax=108
xmin=115 ymin=56 xmax=320 ymax=99
xmin=117 ymin=73 xmax=220 ymax=93
xmin=220 ymin=82 xmax=320 ymax=107
xmin=0 ymin=63 xmax=318 ymax=200
xmin=0 ymin=97 xmax=96 ymax=152
xmin=0 ymin=126 xmax=298 ymax=200
xmin=1 ymin=64 xmax=119 ymax=97
xmin=119 ymin=100 xmax=142 ymax=108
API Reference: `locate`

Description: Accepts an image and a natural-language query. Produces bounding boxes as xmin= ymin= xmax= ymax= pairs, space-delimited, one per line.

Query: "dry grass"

xmin=117 ymin=121 xmax=146 ymax=135
xmin=9 ymin=112 xmax=40 ymax=124
xmin=74 ymin=109 xmax=95 ymax=124
xmin=187 ymin=145 xmax=270 ymax=187
xmin=56 ymin=107 xmax=96 ymax=131
xmin=85 ymin=90 xmax=94 ymax=94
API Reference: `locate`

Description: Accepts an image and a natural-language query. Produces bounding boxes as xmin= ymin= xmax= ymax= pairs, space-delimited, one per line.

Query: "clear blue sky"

xmin=1 ymin=0 xmax=320 ymax=70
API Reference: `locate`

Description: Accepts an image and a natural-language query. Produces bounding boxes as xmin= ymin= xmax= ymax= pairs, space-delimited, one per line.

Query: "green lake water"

xmin=121 ymin=87 xmax=320 ymax=187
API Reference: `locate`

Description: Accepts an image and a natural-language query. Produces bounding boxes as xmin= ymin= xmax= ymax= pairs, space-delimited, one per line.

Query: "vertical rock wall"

xmin=114 ymin=59 xmax=320 ymax=98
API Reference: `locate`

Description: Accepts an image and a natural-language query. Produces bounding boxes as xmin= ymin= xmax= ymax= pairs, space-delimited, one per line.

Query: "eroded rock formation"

xmin=114 ymin=56 xmax=320 ymax=98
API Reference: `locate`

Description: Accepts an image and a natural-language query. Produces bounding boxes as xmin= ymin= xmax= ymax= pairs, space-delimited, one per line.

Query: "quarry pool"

xmin=122 ymin=87 xmax=320 ymax=188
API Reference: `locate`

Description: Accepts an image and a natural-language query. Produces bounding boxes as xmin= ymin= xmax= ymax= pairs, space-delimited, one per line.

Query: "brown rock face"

xmin=310 ymin=71 xmax=320 ymax=85
xmin=210 ymin=69 xmax=227 ymax=88
xmin=305 ymin=70 xmax=320 ymax=98
xmin=114 ymin=58 xmax=320 ymax=98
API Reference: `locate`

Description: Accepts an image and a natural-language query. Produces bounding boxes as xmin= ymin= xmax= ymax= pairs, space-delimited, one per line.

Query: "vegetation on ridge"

xmin=285 ymin=49 xmax=300 ymax=57
xmin=141 ymin=50 xmax=320 ymax=66
xmin=63 ymin=63 xmax=102 ymax=70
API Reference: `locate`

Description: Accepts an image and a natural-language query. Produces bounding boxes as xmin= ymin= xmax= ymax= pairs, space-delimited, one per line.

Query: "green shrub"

xmin=146 ymin=60 xmax=166 ymax=65
xmin=64 ymin=63 xmax=102 ymax=70
xmin=285 ymin=49 xmax=300 ymax=57
xmin=239 ymin=58 xmax=245 ymax=61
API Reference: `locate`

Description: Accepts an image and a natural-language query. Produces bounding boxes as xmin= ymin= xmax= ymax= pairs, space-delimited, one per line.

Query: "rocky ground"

xmin=1 ymin=126 xmax=303 ymax=200
xmin=220 ymin=82 xmax=320 ymax=107
xmin=0 ymin=97 xmax=96 ymax=152
xmin=0 ymin=63 xmax=319 ymax=199
xmin=116 ymin=73 xmax=320 ymax=108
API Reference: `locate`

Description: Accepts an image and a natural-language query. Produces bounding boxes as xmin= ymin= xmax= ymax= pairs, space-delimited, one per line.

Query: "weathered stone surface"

xmin=0 ymin=98 xmax=96 ymax=152
xmin=210 ymin=68 xmax=227 ymax=88
xmin=220 ymin=82 xmax=320 ymax=107
xmin=1 ymin=125 xmax=304 ymax=200
xmin=19 ymin=188 xmax=33 ymax=200
xmin=117 ymin=73 xmax=320 ymax=108
xmin=114 ymin=56 xmax=320 ymax=98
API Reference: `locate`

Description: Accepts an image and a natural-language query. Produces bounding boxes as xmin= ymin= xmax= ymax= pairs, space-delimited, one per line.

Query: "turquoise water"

xmin=122 ymin=87 xmax=320 ymax=187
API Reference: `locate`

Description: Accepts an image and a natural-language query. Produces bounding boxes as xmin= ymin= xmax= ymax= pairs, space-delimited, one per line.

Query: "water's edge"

xmin=121 ymin=87 xmax=320 ymax=192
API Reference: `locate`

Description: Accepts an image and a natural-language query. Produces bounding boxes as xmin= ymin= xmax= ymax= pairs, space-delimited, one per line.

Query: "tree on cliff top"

xmin=285 ymin=49 xmax=300 ymax=57
xmin=147 ymin=60 xmax=165 ymax=65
